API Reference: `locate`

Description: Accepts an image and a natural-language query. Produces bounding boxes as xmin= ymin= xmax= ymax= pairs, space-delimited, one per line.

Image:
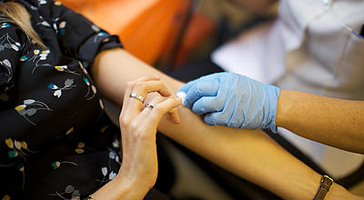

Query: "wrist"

xmin=325 ymin=182 xmax=363 ymax=200
xmin=116 ymin=171 xmax=153 ymax=196
xmin=266 ymin=84 xmax=281 ymax=132
xmin=90 ymin=173 xmax=151 ymax=200
xmin=275 ymin=89 xmax=295 ymax=129
xmin=312 ymin=175 xmax=334 ymax=200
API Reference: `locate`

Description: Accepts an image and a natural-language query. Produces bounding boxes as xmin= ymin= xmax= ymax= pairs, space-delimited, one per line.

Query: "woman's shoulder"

xmin=0 ymin=22 xmax=28 ymax=43
xmin=0 ymin=21 xmax=30 ymax=44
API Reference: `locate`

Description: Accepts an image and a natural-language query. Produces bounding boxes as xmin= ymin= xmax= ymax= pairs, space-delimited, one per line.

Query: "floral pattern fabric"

xmin=0 ymin=0 xmax=133 ymax=199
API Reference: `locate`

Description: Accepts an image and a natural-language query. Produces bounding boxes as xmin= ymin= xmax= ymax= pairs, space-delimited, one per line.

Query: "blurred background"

xmin=59 ymin=0 xmax=275 ymax=69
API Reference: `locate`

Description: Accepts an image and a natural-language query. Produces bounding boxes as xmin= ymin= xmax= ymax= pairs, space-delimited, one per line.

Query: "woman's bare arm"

xmin=92 ymin=48 xmax=362 ymax=200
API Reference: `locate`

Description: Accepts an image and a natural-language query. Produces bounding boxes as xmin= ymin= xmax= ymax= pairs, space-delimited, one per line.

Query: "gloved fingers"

xmin=191 ymin=96 xmax=225 ymax=115
xmin=178 ymin=72 xmax=224 ymax=106
xmin=177 ymin=80 xmax=196 ymax=106
xmin=182 ymin=78 xmax=219 ymax=109
xmin=203 ymin=106 xmax=235 ymax=127
xmin=178 ymin=79 xmax=195 ymax=94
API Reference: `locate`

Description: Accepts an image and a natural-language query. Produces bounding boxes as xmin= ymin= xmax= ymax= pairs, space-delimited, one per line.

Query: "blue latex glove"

xmin=178 ymin=72 xmax=280 ymax=132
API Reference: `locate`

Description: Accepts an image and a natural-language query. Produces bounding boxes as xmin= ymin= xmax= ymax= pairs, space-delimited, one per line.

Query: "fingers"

xmin=182 ymin=78 xmax=220 ymax=109
xmin=121 ymin=75 xmax=172 ymax=122
xmin=144 ymin=93 xmax=182 ymax=124
xmin=167 ymin=107 xmax=180 ymax=124
xmin=202 ymin=93 xmax=245 ymax=129
xmin=118 ymin=76 xmax=181 ymax=193
xmin=120 ymin=75 xmax=182 ymax=131
xmin=122 ymin=75 xmax=161 ymax=112
xmin=130 ymin=75 xmax=171 ymax=98
xmin=191 ymin=96 xmax=225 ymax=115
xmin=204 ymin=107 xmax=236 ymax=127
xmin=142 ymin=97 xmax=182 ymax=129
xmin=124 ymin=95 xmax=181 ymax=139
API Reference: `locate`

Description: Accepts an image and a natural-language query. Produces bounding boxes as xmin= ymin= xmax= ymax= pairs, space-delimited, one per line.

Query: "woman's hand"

xmin=118 ymin=75 xmax=182 ymax=195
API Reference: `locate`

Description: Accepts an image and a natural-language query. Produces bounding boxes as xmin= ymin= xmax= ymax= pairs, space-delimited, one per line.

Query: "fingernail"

xmin=175 ymin=118 xmax=181 ymax=124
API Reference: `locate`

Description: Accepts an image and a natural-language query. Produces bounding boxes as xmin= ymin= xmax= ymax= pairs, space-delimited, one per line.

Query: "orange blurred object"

xmin=173 ymin=13 xmax=216 ymax=66
xmin=60 ymin=0 xmax=192 ymax=65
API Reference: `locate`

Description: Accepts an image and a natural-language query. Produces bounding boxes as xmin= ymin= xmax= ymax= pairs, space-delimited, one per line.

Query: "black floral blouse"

xmin=0 ymin=0 xmax=168 ymax=199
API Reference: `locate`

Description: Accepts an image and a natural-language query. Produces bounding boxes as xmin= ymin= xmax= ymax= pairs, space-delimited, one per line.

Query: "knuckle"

xmin=131 ymin=127 xmax=150 ymax=140
xmin=215 ymin=118 xmax=224 ymax=125
xmin=205 ymin=102 xmax=218 ymax=112
xmin=154 ymin=95 xmax=164 ymax=102
xmin=153 ymin=104 xmax=164 ymax=113
xmin=135 ymin=82 xmax=146 ymax=91
xmin=158 ymin=81 xmax=166 ymax=89
xmin=214 ymin=115 xmax=227 ymax=125
xmin=134 ymin=82 xmax=147 ymax=92
xmin=137 ymin=130 xmax=150 ymax=140
xmin=119 ymin=115 xmax=129 ymax=127
xmin=126 ymin=81 xmax=135 ymax=88
xmin=129 ymin=121 xmax=139 ymax=131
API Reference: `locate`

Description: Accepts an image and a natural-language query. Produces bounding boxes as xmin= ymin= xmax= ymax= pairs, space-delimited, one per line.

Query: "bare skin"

xmin=276 ymin=90 xmax=364 ymax=154
xmin=90 ymin=76 xmax=181 ymax=200
xmin=89 ymin=48 xmax=363 ymax=200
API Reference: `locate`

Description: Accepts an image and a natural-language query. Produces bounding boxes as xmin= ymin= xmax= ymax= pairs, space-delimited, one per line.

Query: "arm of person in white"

xmin=92 ymin=48 xmax=363 ymax=200
xmin=178 ymin=72 xmax=364 ymax=154
xmin=276 ymin=90 xmax=364 ymax=154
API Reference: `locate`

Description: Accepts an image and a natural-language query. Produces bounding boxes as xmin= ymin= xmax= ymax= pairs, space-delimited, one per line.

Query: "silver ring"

xmin=129 ymin=93 xmax=144 ymax=103
xmin=145 ymin=103 xmax=154 ymax=109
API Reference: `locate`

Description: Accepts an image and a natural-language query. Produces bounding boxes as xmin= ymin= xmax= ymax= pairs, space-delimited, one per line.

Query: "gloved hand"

xmin=178 ymin=72 xmax=280 ymax=132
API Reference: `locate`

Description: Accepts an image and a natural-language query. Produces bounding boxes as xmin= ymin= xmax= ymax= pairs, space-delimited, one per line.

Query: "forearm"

xmin=276 ymin=90 xmax=364 ymax=154
xmin=92 ymin=48 xmax=360 ymax=199
xmin=159 ymin=104 xmax=363 ymax=200
xmin=93 ymin=48 xmax=182 ymax=106
xmin=161 ymin=110 xmax=320 ymax=199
